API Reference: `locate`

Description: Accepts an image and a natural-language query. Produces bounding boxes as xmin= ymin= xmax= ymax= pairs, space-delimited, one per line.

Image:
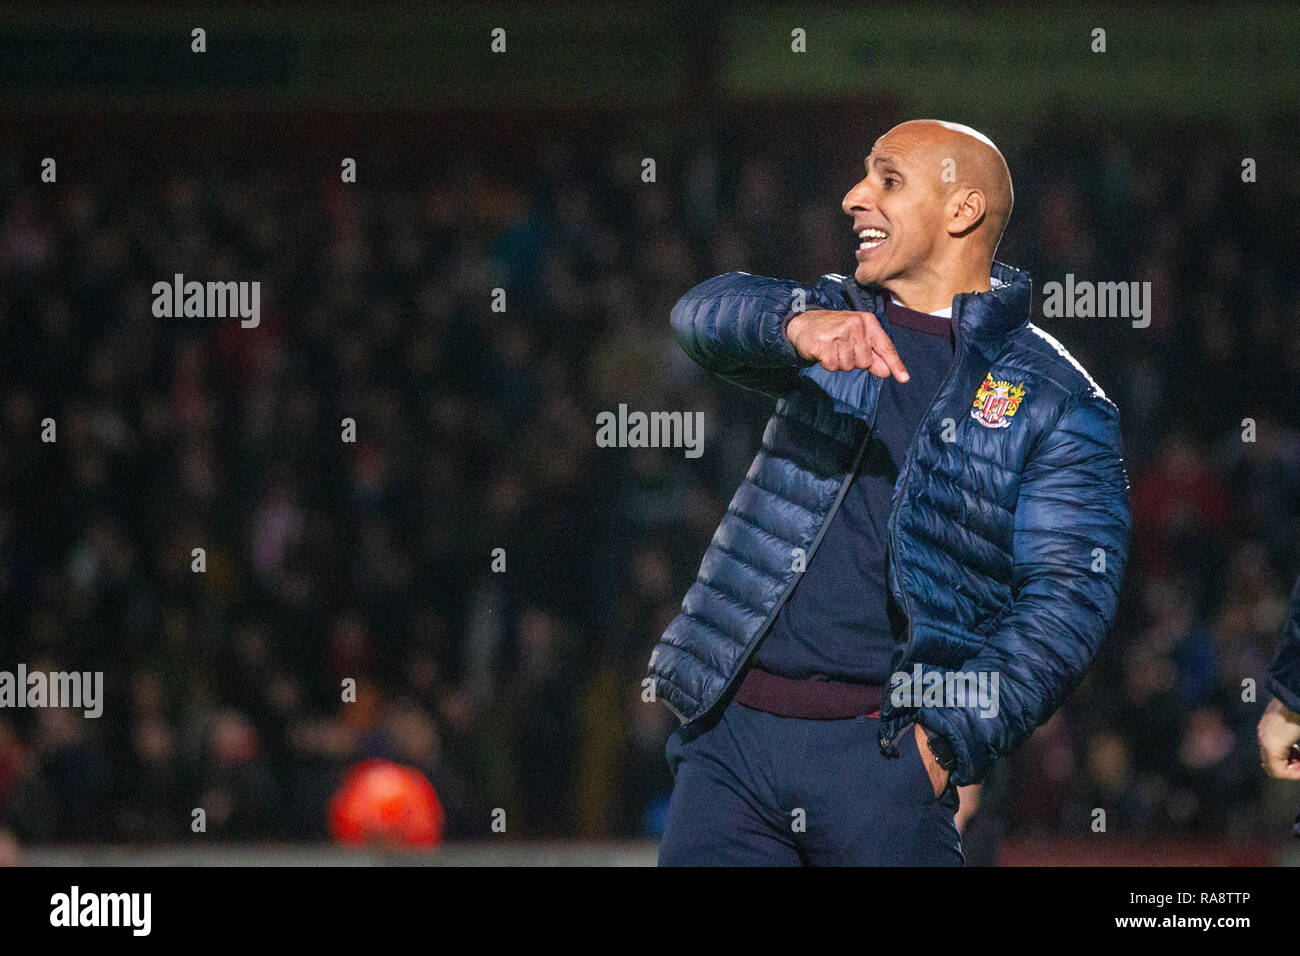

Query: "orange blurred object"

xmin=328 ymin=759 xmax=444 ymax=848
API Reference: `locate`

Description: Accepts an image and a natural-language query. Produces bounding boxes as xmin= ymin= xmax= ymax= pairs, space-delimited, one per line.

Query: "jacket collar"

xmin=854 ymin=260 xmax=1032 ymax=364
xmin=956 ymin=260 xmax=1032 ymax=363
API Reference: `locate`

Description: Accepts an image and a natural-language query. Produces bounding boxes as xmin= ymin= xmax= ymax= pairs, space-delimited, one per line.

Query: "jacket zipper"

xmin=711 ymin=364 xmax=884 ymax=715
xmin=881 ymin=298 xmax=966 ymax=747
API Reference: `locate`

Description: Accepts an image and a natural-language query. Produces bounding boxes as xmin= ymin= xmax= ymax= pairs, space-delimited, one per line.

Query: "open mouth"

xmin=857 ymin=227 xmax=888 ymax=251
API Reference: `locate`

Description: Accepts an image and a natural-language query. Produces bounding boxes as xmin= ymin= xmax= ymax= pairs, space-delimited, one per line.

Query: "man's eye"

xmin=884 ymin=177 xmax=900 ymax=189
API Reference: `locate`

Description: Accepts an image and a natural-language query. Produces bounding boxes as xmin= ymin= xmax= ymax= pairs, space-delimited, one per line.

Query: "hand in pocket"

xmin=913 ymin=722 xmax=950 ymax=799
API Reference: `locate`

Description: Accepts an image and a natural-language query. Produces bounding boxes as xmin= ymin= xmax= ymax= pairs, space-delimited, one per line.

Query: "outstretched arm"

xmin=672 ymin=272 xmax=907 ymax=396
xmin=670 ymin=272 xmax=822 ymax=397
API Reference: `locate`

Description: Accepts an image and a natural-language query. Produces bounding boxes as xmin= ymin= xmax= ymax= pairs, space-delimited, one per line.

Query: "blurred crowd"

xmin=0 ymin=113 xmax=1298 ymax=846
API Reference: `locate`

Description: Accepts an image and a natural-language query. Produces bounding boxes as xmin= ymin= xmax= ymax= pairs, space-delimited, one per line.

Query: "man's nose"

xmin=842 ymin=178 xmax=875 ymax=216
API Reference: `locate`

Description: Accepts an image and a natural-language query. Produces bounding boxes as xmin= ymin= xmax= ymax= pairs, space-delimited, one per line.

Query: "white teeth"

xmin=858 ymin=227 xmax=887 ymax=250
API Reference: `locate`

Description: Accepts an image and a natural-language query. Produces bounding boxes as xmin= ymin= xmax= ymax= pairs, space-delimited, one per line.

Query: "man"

xmin=1257 ymin=575 xmax=1300 ymax=781
xmin=648 ymin=120 xmax=1132 ymax=865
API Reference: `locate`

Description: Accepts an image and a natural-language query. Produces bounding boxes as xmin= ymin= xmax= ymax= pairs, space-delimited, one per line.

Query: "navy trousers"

xmin=658 ymin=700 xmax=964 ymax=866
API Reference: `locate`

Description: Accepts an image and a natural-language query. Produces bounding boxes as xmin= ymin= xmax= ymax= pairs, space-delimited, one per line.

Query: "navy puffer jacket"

xmin=647 ymin=262 xmax=1131 ymax=786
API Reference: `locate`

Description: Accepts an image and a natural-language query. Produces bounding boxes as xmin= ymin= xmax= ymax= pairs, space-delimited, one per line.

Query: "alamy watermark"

xmin=0 ymin=665 xmax=103 ymax=718
xmin=595 ymin=404 xmax=704 ymax=458
xmin=1042 ymin=273 xmax=1150 ymax=328
xmin=152 ymin=273 xmax=260 ymax=327
xmin=50 ymin=886 xmax=151 ymax=936
xmin=889 ymin=665 xmax=1000 ymax=718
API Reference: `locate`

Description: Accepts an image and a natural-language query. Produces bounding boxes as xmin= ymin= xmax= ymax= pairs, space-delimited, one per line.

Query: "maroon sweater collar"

xmin=885 ymin=299 xmax=953 ymax=338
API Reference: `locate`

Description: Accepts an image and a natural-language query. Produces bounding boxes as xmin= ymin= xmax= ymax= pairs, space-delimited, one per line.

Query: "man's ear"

xmin=947 ymin=188 xmax=987 ymax=237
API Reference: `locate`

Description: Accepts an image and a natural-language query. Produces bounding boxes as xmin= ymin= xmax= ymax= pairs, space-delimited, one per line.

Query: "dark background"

xmin=0 ymin=2 xmax=1298 ymax=863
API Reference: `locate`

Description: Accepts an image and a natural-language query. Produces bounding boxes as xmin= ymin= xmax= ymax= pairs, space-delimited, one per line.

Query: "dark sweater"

xmin=753 ymin=299 xmax=956 ymax=683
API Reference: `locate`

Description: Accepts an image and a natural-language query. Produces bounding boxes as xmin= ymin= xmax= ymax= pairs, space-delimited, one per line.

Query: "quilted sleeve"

xmin=910 ymin=389 xmax=1133 ymax=785
xmin=670 ymin=272 xmax=839 ymax=398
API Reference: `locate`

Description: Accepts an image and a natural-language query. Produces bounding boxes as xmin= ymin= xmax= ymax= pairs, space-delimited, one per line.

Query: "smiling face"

xmin=841 ymin=125 xmax=952 ymax=289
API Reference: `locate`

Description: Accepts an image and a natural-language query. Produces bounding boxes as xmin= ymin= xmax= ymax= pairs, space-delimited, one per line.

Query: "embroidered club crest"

xmin=971 ymin=373 xmax=1027 ymax=429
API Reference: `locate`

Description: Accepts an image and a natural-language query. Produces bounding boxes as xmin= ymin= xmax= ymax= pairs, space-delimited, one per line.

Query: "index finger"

xmin=867 ymin=323 xmax=910 ymax=383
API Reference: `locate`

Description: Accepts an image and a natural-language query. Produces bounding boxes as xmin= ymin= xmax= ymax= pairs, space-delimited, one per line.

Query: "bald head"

xmin=882 ymin=119 xmax=1013 ymax=253
xmin=842 ymin=119 xmax=1013 ymax=307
